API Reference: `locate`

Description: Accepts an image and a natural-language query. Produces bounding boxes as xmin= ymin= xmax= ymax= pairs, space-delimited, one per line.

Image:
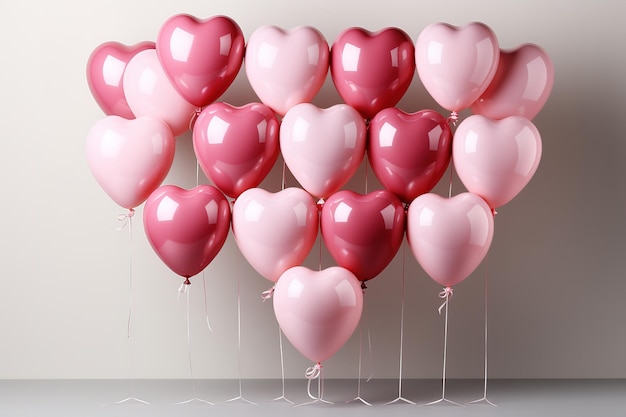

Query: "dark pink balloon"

xmin=143 ymin=185 xmax=231 ymax=280
xmin=368 ymin=109 xmax=452 ymax=204
xmin=192 ymin=102 xmax=280 ymax=198
xmin=86 ymin=41 xmax=155 ymax=119
xmin=471 ymin=44 xmax=554 ymax=120
xmin=321 ymin=190 xmax=405 ymax=282
xmin=330 ymin=27 xmax=415 ymax=119
xmin=156 ymin=14 xmax=245 ymax=107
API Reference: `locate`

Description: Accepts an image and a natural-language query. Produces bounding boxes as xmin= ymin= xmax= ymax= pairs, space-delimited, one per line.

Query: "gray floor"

xmin=1 ymin=379 xmax=624 ymax=416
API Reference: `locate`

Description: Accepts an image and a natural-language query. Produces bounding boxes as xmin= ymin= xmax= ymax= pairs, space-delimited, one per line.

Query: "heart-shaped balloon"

xmin=86 ymin=41 xmax=155 ymax=119
xmin=86 ymin=115 xmax=175 ymax=209
xmin=156 ymin=14 xmax=245 ymax=107
xmin=415 ymin=22 xmax=499 ymax=113
xmin=453 ymin=115 xmax=542 ymax=209
xmin=273 ymin=266 xmax=363 ymax=363
xmin=232 ymin=187 xmax=319 ymax=282
xmin=471 ymin=44 xmax=554 ymax=120
xmin=143 ymin=185 xmax=231 ymax=280
xmin=321 ymin=190 xmax=405 ymax=282
xmin=407 ymin=192 xmax=494 ymax=288
xmin=245 ymin=25 xmax=329 ymax=116
xmin=331 ymin=27 xmax=415 ymax=119
xmin=123 ymin=49 xmax=197 ymax=136
xmin=192 ymin=102 xmax=280 ymax=198
xmin=368 ymin=108 xmax=452 ymax=203
xmin=280 ymin=103 xmax=366 ymax=199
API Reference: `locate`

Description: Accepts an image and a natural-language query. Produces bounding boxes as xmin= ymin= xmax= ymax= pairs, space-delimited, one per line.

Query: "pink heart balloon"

xmin=407 ymin=192 xmax=494 ymax=288
xmin=368 ymin=108 xmax=452 ymax=203
xmin=273 ymin=266 xmax=363 ymax=363
xmin=86 ymin=115 xmax=175 ymax=209
xmin=156 ymin=14 xmax=245 ymax=107
xmin=415 ymin=22 xmax=499 ymax=113
xmin=86 ymin=41 xmax=154 ymax=119
xmin=280 ymin=103 xmax=366 ymax=199
xmin=453 ymin=115 xmax=542 ymax=209
xmin=245 ymin=25 xmax=329 ymax=116
xmin=471 ymin=44 xmax=554 ymax=120
xmin=331 ymin=27 xmax=415 ymax=119
xmin=232 ymin=187 xmax=319 ymax=282
xmin=321 ymin=190 xmax=405 ymax=282
xmin=123 ymin=49 xmax=197 ymax=136
xmin=192 ymin=102 xmax=280 ymax=198
xmin=143 ymin=185 xmax=231 ymax=280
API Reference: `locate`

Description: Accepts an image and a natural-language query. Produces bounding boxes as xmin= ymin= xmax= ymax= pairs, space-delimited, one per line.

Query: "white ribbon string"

xmin=261 ymin=286 xmax=275 ymax=302
xmin=305 ymin=362 xmax=323 ymax=400
xmin=116 ymin=208 xmax=135 ymax=231
xmin=438 ymin=287 xmax=454 ymax=315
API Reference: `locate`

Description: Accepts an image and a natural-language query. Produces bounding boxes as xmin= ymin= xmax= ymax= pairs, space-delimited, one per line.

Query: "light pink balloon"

xmin=245 ymin=25 xmax=329 ymax=116
xmin=143 ymin=185 xmax=231 ymax=280
xmin=415 ymin=22 xmax=499 ymax=112
xmin=321 ymin=190 xmax=405 ymax=282
xmin=232 ymin=187 xmax=319 ymax=282
xmin=123 ymin=49 xmax=197 ymax=136
xmin=330 ymin=27 xmax=415 ymax=119
xmin=471 ymin=44 xmax=554 ymax=120
xmin=407 ymin=192 xmax=494 ymax=288
xmin=86 ymin=41 xmax=154 ymax=119
xmin=280 ymin=103 xmax=367 ymax=199
xmin=192 ymin=102 xmax=280 ymax=198
xmin=453 ymin=115 xmax=542 ymax=209
xmin=156 ymin=14 xmax=245 ymax=107
xmin=273 ymin=266 xmax=363 ymax=363
xmin=368 ymin=108 xmax=452 ymax=203
xmin=86 ymin=115 xmax=175 ymax=209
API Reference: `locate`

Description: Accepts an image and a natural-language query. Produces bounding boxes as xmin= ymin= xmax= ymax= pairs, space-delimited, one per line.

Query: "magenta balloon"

xmin=415 ymin=22 xmax=499 ymax=112
xmin=321 ymin=190 xmax=405 ymax=282
xmin=232 ymin=187 xmax=319 ymax=282
xmin=471 ymin=44 xmax=554 ymax=120
xmin=143 ymin=185 xmax=231 ymax=279
xmin=407 ymin=192 xmax=494 ymax=288
xmin=156 ymin=14 xmax=245 ymax=107
xmin=245 ymin=25 xmax=329 ymax=116
xmin=280 ymin=103 xmax=367 ymax=199
xmin=86 ymin=116 xmax=175 ymax=209
xmin=273 ymin=266 xmax=363 ymax=363
xmin=330 ymin=27 xmax=415 ymax=119
xmin=86 ymin=41 xmax=154 ymax=119
xmin=123 ymin=49 xmax=197 ymax=136
xmin=453 ymin=115 xmax=542 ymax=209
xmin=192 ymin=102 xmax=280 ymax=198
xmin=368 ymin=108 xmax=452 ymax=204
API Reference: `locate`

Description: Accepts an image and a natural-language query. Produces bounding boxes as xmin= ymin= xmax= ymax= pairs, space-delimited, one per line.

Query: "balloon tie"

xmin=189 ymin=107 xmax=203 ymax=131
xmin=261 ymin=286 xmax=275 ymax=302
xmin=305 ymin=362 xmax=322 ymax=380
xmin=491 ymin=207 xmax=498 ymax=217
xmin=177 ymin=278 xmax=191 ymax=300
xmin=446 ymin=111 xmax=459 ymax=126
xmin=116 ymin=208 xmax=135 ymax=231
xmin=438 ymin=286 xmax=454 ymax=315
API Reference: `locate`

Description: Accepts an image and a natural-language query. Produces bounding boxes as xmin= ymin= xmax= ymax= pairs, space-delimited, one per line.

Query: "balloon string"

xmin=116 ymin=208 xmax=135 ymax=231
xmin=278 ymin=327 xmax=287 ymax=398
xmin=189 ymin=107 xmax=202 ymax=132
xmin=305 ymin=362 xmax=322 ymax=400
xmin=397 ymin=240 xmax=407 ymax=394
xmin=202 ymin=273 xmax=213 ymax=332
xmin=448 ymin=164 xmax=454 ymax=199
xmin=236 ymin=247 xmax=244 ymax=398
xmin=361 ymin=282 xmax=374 ymax=382
xmin=482 ymin=254 xmax=490 ymax=398
xmin=441 ymin=287 xmax=451 ymax=399
xmin=438 ymin=286 xmax=454 ymax=315
xmin=281 ymin=160 xmax=286 ymax=191
xmin=261 ymin=285 xmax=275 ymax=302
xmin=364 ymin=153 xmax=369 ymax=194
xmin=446 ymin=111 xmax=459 ymax=127
xmin=184 ymin=286 xmax=198 ymax=398
xmin=116 ymin=209 xmax=135 ymax=338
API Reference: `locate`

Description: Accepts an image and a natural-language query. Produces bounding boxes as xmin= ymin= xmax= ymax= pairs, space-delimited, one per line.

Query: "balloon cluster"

xmin=86 ymin=15 xmax=553 ymax=371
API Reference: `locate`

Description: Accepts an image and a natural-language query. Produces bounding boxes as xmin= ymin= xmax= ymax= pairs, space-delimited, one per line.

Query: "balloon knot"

xmin=116 ymin=208 xmax=135 ymax=230
xmin=183 ymin=278 xmax=191 ymax=286
xmin=438 ymin=286 xmax=454 ymax=315
xmin=305 ymin=362 xmax=322 ymax=380
xmin=361 ymin=281 xmax=368 ymax=291
xmin=446 ymin=111 xmax=459 ymax=126
xmin=189 ymin=107 xmax=203 ymax=131
xmin=316 ymin=198 xmax=325 ymax=211
xmin=261 ymin=286 xmax=275 ymax=302
xmin=491 ymin=207 xmax=498 ymax=217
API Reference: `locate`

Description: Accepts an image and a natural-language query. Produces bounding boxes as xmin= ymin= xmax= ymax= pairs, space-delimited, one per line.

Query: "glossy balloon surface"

xmin=245 ymin=25 xmax=329 ymax=115
xmin=273 ymin=266 xmax=363 ymax=363
xmin=193 ymin=103 xmax=279 ymax=198
xmin=143 ymin=185 xmax=231 ymax=279
xmin=232 ymin=187 xmax=319 ymax=282
xmin=156 ymin=14 xmax=245 ymax=107
xmin=321 ymin=190 xmax=405 ymax=281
